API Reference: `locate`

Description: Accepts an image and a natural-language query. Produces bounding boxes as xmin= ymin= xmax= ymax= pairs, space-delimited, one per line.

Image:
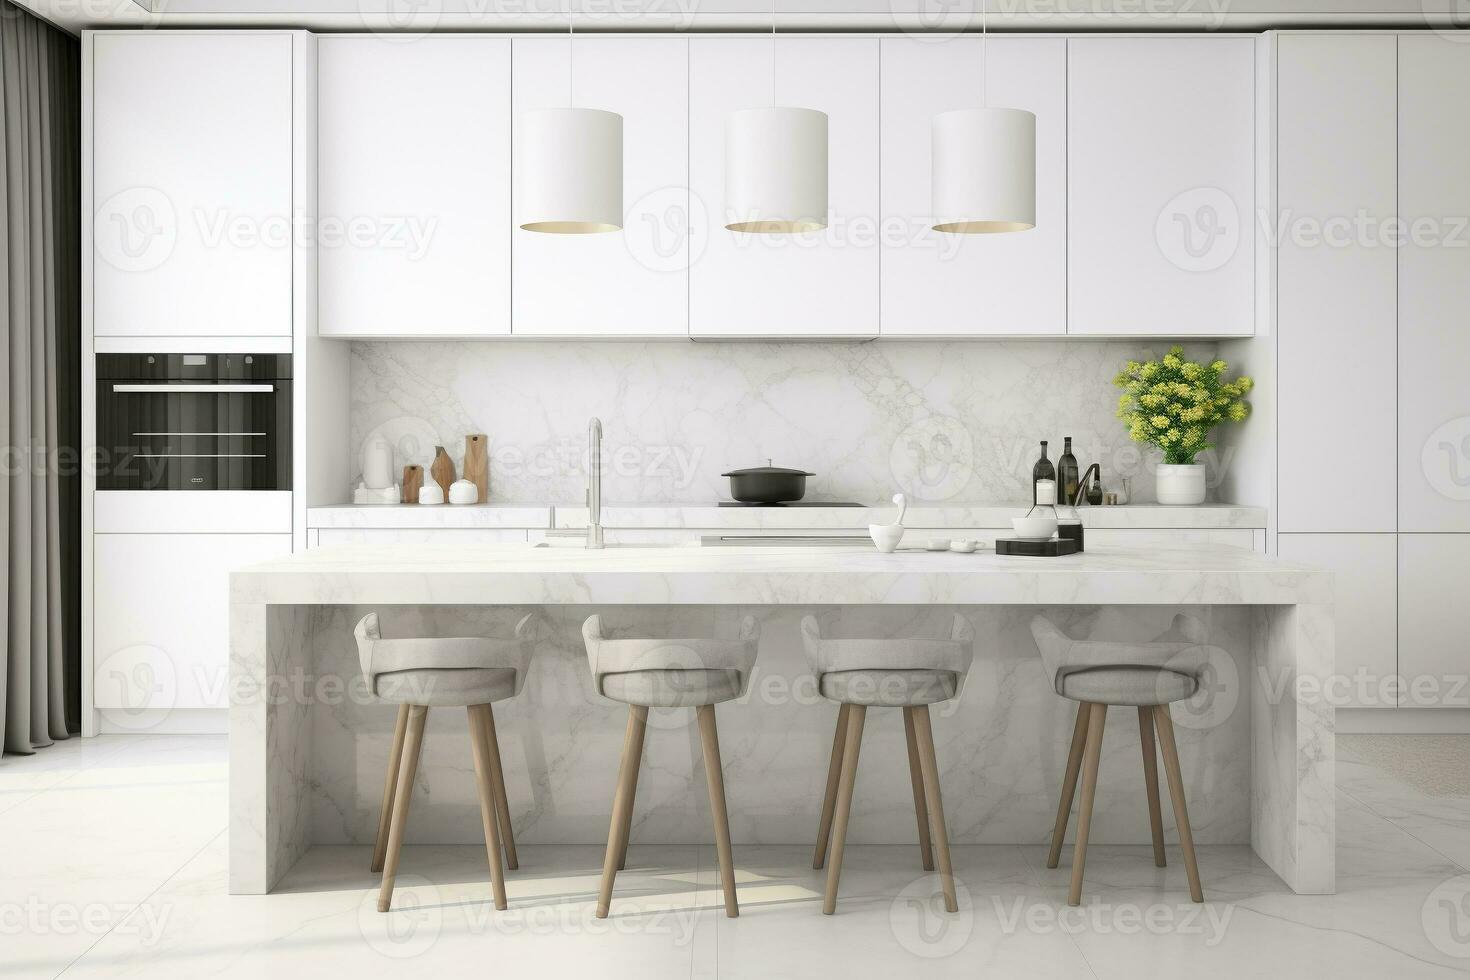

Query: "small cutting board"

xmin=464 ymin=434 xmax=488 ymax=503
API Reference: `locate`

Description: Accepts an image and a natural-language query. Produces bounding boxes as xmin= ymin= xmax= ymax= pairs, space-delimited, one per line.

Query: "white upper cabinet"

xmin=92 ymin=33 xmax=294 ymax=338
xmin=513 ymin=37 xmax=688 ymax=337
xmin=1276 ymin=34 xmax=1397 ymax=533
xmin=689 ymin=37 xmax=880 ymax=338
xmin=318 ymin=36 xmax=511 ymax=337
xmin=1399 ymin=36 xmax=1470 ymax=532
xmin=1067 ymin=37 xmax=1255 ymax=336
xmin=879 ymin=37 xmax=1065 ymax=336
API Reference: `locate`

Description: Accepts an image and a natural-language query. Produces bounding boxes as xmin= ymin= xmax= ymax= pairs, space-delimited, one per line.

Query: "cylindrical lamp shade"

xmin=725 ymin=107 xmax=828 ymax=233
xmin=519 ymin=108 xmax=623 ymax=234
xmin=931 ymin=107 xmax=1036 ymax=234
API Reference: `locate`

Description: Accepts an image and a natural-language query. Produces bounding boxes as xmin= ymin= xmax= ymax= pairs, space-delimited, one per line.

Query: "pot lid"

xmin=722 ymin=458 xmax=815 ymax=477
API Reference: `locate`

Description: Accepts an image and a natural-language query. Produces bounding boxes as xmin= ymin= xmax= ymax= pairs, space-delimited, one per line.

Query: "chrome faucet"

xmin=586 ymin=417 xmax=604 ymax=549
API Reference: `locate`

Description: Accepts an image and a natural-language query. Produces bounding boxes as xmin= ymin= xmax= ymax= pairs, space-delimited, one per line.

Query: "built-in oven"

xmin=95 ymin=353 xmax=292 ymax=490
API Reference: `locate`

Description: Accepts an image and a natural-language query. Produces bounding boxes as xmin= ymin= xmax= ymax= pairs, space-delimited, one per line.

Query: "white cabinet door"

xmin=315 ymin=528 xmax=528 ymax=546
xmin=879 ymin=37 xmax=1065 ymax=336
xmin=92 ymin=33 xmax=293 ymax=338
xmin=1279 ymin=533 xmax=1398 ymax=708
xmin=1067 ymin=37 xmax=1255 ymax=336
xmin=513 ymin=37 xmax=688 ymax=337
xmin=94 ymin=533 xmax=293 ymax=715
xmin=1398 ymin=534 xmax=1470 ymax=707
xmin=1087 ymin=529 xmax=1257 ymax=550
xmin=318 ymin=36 xmax=511 ymax=337
xmin=1399 ymin=36 xmax=1470 ymax=532
xmin=689 ymin=37 xmax=879 ymax=338
xmin=1277 ymin=35 xmax=1398 ymax=533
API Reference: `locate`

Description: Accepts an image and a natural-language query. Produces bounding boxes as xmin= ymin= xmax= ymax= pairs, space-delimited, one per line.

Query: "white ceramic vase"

xmin=1155 ymin=463 xmax=1206 ymax=505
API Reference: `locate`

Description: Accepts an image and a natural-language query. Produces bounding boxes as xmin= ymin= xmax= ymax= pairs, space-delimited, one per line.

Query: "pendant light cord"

xmin=568 ymin=6 xmax=575 ymax=108
xmin=980 ymin=0 xmax=988 ymax=107
xmin=770 ymin=0 xmax=777 ymax=107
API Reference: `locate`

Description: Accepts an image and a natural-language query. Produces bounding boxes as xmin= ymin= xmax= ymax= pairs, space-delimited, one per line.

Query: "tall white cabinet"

xmin=91 ymin=32 xmax=295 ymax=338
xmin=878 ymin=37 xmax=1066 ymax=336
xmin=1067 ymin=37 xmax=1255 ymax=336
xmin=688 ymin=37 xmax=880 ymax=338
xmin=512 ymin=37 xmax=689 ymax=337
xmin=317 ymin=36 xmax=512 ymax=337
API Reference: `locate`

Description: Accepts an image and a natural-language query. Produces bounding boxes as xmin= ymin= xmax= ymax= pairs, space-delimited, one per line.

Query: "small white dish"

xmin=448 ymin=479 xmax=478 ymax=505
xmin=926 ymin=538 xmax=950 ymax=551
xmin=418 ymin=484 xmax=445 ymax=506
xmin=1012 ymin=516 xmax=1058 ymax=540
xmin=869 ymin=523 xmax=904 ymax=553
xmin=949 ymin=540 xmax=977 ymax=554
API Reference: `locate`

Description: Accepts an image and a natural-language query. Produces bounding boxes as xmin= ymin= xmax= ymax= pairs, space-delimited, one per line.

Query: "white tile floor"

xmin=3 ymin=734 xmax=1469 ymax=979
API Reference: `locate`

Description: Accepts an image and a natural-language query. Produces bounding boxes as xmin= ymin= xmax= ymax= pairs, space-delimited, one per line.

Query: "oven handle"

xmin=110 ymin=383 xmax=275 ymax=394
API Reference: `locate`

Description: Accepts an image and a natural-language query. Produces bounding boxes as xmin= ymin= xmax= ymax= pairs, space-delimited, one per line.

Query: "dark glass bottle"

xmin=1032 ymin=441 xmax=1055 ymax=505
xmin=1058 ymin=437 xmax=1080 ymax=506
xmin=1086 ymin=468 xmax=1105 ymax=505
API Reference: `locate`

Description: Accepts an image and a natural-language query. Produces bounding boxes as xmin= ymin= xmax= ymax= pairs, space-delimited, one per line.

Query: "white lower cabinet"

xmin=1086 ymin=529 xmax=1256 ymax=550
xmin=1278 ymin=533 xmax=1398 ymax=708
xmin=1398 ymin=534 xmax=1470 ymax=708
xmin=93 ymin=533 xmax=293 ymax=716
xmin=314 ymin=528 xmax=529 ymax=547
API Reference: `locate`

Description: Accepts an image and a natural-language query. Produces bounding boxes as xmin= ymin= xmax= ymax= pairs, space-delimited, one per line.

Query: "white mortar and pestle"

xmin=869 ymin=493 xmax=907 ymax=553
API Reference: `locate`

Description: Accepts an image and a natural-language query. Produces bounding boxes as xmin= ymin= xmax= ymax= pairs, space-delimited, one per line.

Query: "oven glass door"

xmin=96 ymin=381 xmax=292 ymax=490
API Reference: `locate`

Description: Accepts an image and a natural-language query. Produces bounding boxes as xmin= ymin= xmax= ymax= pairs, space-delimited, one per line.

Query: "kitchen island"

xmin=229 ymin=544 xmax=1333 ymax=897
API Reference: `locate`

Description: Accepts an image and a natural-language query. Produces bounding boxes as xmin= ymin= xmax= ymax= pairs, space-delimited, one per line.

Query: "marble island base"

xmin=229 ymin=546 xmax=1334 ymax=899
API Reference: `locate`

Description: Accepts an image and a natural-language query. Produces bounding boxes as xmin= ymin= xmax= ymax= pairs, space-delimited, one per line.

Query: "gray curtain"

xmin=0 ymin=1 xmax=79 ymax=757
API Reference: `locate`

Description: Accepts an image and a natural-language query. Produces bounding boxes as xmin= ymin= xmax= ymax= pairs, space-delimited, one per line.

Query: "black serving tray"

xmin=995 ymin=537 xmax=1080 ymax=558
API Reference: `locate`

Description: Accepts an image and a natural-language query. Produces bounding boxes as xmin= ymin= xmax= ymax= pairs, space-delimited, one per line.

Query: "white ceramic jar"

xmin=1155 ymin=463 xmax=1206 ymax=505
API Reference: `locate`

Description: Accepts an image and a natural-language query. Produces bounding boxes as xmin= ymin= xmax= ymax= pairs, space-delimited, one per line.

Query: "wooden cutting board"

xmin=430 ymin=446 xmax=455 ymax=494
xmin=464 ymin=434 xmax=488 ymax=503
xmin=402 ymin=465 xmax=424 ymax=504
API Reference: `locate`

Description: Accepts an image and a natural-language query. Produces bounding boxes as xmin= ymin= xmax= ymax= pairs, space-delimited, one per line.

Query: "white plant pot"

xmin=1155 ymin=463 xmax=1207 ymax=505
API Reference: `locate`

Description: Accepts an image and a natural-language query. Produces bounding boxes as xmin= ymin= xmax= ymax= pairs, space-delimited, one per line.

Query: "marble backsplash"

xmin=350 ymin=340 xmax=1228 ymax=506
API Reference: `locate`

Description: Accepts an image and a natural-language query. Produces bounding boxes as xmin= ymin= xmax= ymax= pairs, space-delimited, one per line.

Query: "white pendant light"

xmin=519 ymin=15 xmax=623 ymax=234
xmin=724 ymin=0 xmax=828 ymax=233
xmin=930 ymin=1 xmax=1035 ymax=234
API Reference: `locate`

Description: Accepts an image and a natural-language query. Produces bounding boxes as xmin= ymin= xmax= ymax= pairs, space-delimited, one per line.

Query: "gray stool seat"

xmin=600 ymin=668 xmax=743 ymax=708
xmin=819 ymin=668 xmax=959 ymax=707
xmin=374 ymin=667 xmax=519 ymax=707
xmin=1056 ymin=666 xmax=1197 ymax=706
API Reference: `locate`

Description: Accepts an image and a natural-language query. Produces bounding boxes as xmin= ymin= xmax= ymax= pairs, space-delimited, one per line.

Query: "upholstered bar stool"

xmin=1029 ymin=614 xmax=1213 ymax=907
xmin=581 ymin=614 xmax=760 ymax=919
xmin=354 ymin=612 xmax=535 ymax=913
xmin=801 ymin=614 xmax=975 ymax=915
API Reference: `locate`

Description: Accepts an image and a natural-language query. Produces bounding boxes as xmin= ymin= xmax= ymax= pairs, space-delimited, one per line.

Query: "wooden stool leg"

xmin=912 ymin=706 xmax=957 ymax=913
xmin=903 ymin=706 xmax=935 ymax=872
xmin=697 ymin=704 xmax=739 ymax=918
xmin=597 ymin=706 xmax=647 ymax=919
xmin=378 ymin=705 xmax=428 ymax=913
xmin=371 ymin=704 xmax=410 ymax=872
xmin=1047 ymin=700 xmax=1090 ymax=869
xmin=616 ymin=707 xmax=648 ymax=872
xmin=822 ymin=704 xmax=867 ymax=915
xmin=468 ymin=705 xmax=509 ymax=910
xmin=1139 ymin=706 xmax=1167 ymax=868
xmin=1068 ymin=702 xmax=1107 ymax=907
xmin=1154 ymin=704 xmax=1204 ymax=903
xmin=812 ymin=703 xmax=851 ymax=869
xmin=480 ymin=702 xmax=519 ymax=871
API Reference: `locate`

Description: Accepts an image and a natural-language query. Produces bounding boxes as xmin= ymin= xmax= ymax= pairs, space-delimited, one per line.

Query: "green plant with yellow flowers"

xmin=1114 ymin=347 xmax=1253 ymax=465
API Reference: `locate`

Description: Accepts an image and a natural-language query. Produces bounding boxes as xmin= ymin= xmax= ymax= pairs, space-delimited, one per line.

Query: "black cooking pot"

xmin=721 ymin=460 xmax=815 ymax=504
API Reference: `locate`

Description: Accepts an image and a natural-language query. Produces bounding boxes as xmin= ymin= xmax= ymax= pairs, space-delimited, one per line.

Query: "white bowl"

xmin=1011 ymin=516 xmax=1058 ymax=540
xmin=949 ymin=539 xmax=977 ymax=554
xmin=926 ymin=538 xmax=950 ymax=551
xmin=869 ymin=523 xmax=904 ymax=554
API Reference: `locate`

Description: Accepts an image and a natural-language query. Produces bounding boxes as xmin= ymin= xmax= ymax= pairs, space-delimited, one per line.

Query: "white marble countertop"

xmin=307 ymin=502 xmax=1268 ymax=531
xmin=232 ymin=542 xmax=1325 ymax=607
